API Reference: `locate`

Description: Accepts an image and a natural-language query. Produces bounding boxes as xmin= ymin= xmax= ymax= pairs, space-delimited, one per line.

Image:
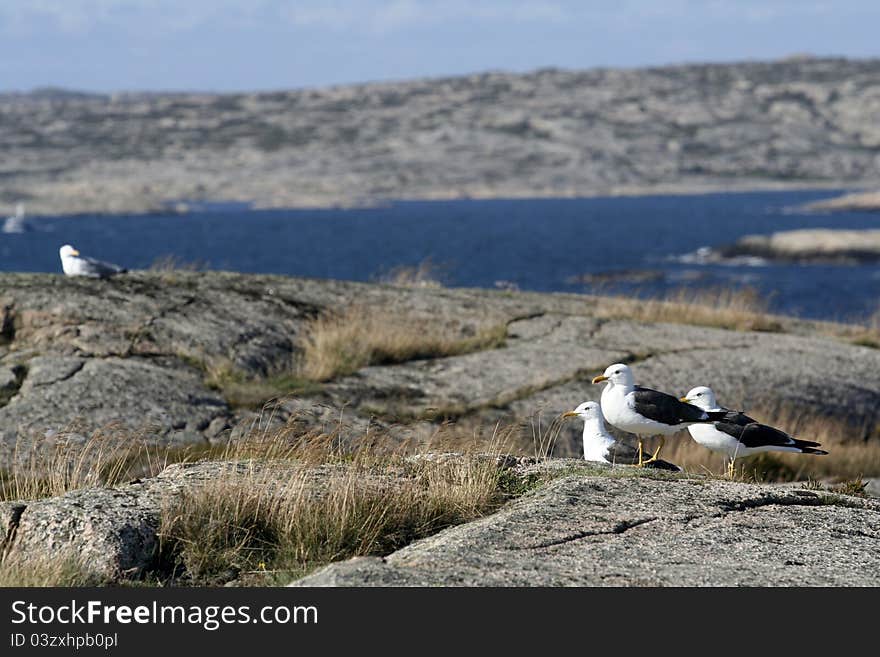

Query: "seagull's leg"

xmin=636 ymin=439 xmax=645 ymax=467
xmin=642 ymin=436 xmax=666 ymax=464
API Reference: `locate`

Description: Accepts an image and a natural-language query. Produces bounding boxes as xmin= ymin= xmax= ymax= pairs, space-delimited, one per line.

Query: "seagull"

xmin=562 ymin=401 xmax=681 ymax=471
xmin=2 ymin=203 xmax=28 ymax=234
xmin=680 ymin=386 xmax=828 ymax=476
xmin=592 ymin=363 xmax=724 ymax=466
xmin=59 ymin=244 xmax=127 ymax=279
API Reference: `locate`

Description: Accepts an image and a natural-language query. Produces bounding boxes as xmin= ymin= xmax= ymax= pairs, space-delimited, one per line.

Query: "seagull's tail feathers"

xmin=792 ymin=440 xmax=828 ymax=455
xmin=644 ymin=459 xmax=683 ymax=472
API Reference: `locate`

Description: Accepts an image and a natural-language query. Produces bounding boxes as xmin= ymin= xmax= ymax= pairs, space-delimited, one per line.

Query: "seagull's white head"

xmin=562 ymin=400 xmax=604 ymax=421
xmin=680 ymin=386 xmax=718 ymax=410
xmin=591 ymin=363 xmax=634 ymax=387
xmin=59 ymin=244 xmax=80 ymax=259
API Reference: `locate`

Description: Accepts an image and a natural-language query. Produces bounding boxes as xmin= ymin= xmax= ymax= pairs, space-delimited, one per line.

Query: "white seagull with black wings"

xmin=680 ymin=386 xmax=828 ymax=475
xmin=592 ymin=363 xmax=724 ymax=466
xmin=562 ymin=401 xmax=681 ymax=471
xmin=59 ymin=244 xmax=127 ymax=279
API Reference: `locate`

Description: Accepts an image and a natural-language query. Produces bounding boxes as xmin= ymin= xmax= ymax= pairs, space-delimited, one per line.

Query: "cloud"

xmin=0 ymin=0 xmax=872 ymax=44
xmin=0 ymin=0 xmax=569 ymax=37
xmin=281 ymin=1 xmax=567 ymax=34
xmin=0 ymin=0 xmax=262 ymax=36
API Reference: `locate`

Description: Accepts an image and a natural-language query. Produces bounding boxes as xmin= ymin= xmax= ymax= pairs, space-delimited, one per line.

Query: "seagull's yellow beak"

xmin=591 ymin=375 xmax=608 ymax=384
xmin=679 ymin=396 xmax=690 ymax=403
xmin=70 ymin=249 xmax=80 ymax=256
xmin=562 ymin=411 xmax=579 ymax=418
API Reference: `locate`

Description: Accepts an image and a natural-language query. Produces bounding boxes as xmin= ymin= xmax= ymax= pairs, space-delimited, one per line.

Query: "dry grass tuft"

xmin=158 ymin=422 xmax=509 ymax=583
xmin=0 ymin=424 xmax=167 ymax=501
xmin=200 ymin=305 xmax=505 ymax=405
xmin=849 ymin=306 xmax=880 ymax=349
xmin=0 ymin=552 xmax=109 ymax=587
xmin=149 ymin=254 xmax=208 ymax=272
xmin=298 ymin=306 xmax=506 ymax=382
xmin=379 ymin=259 xmax=445 ymax=288
xmin=0 ymin=416 xmax=516 ymax=585
xmin=597 ymin=286 xmax=783 ymax=332
xmin=204 ymin=361 xmax=321 ymax=409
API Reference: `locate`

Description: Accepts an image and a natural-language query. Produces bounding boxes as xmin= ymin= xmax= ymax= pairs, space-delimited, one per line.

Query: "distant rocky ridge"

xmin=3 ymin=57 xmax=880 ymax=216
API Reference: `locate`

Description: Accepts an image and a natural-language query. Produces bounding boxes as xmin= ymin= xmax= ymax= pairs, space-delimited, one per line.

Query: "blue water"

xmin=2 ymin=189 xmax=879 ymax=322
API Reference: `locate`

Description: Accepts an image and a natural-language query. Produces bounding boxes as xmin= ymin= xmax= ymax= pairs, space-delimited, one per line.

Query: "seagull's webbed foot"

xmin=636 ymin=439 xmax=645 ymax=467
xmin=640 ymin=437 xmax=666 ymax=465
xmin=726 ymin=458 xmax=736 ymax=478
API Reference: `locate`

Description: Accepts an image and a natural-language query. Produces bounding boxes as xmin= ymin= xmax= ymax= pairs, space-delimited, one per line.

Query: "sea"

xmin=2 ymin=189 xmax=879 ymax=322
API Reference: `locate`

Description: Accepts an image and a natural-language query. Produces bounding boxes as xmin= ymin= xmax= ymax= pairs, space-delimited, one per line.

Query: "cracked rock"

xmin=292 ymin=469 xmax=880 ymax=586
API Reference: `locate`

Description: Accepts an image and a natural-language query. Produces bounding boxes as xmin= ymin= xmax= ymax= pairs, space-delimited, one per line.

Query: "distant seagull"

xmin=59 ymin=244 xmax=127 ymax=279
xmin=562 ymin=400 xmax=680 ymax=471
xmin=2 ymin=203 xmax=28 ymax=234
xmin=680 ymin=386 xmax=828 ymax=475
xmin=592 ymin=363 xmax=725 ymax=466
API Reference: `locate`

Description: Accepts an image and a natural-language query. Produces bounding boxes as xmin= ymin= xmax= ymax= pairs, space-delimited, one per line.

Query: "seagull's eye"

xmin=697 ymin=392 xmax=702 ymax=396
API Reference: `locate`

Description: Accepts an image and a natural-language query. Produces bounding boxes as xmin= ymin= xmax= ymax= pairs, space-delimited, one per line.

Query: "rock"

xmin=566 ymin=269 xmax=665 ymax=285
xmin=0 ymin=366 xmax=19 ymax=392
xmin=19 ymin=356 xmax=85 ymax=388
xmin=7 ymin=486 xmax=163 ymax=580
xmin=0 ymin=356 xmax=226 ymax=462
xmin=325 ymin=315 xmax=628 ymax=420
xmin=291 ymin=471 xmax=880 ymax=586
xmin=204 ymin=416 xmax=231 ymax=440
xmin=0 ymin=458 xmax=388 ymax=581
xmin=718 ymin=229 xmax=880 ymax=263
xmin=0 ymin=501 xmax=26 ymax=550
xmin=0 ymin=460 xmax=272 ymax=580
xmin=2 ymin=453 xmax=879 ymax=585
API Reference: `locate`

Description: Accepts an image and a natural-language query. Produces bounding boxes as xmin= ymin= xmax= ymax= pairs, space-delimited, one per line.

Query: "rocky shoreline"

xmin=802 ymin=190 xmax=880 ymax=212
xmin=717 ymin=229 xmax=880 ymax=264
xmin=3 ymin=57 xmax=880 ymax=217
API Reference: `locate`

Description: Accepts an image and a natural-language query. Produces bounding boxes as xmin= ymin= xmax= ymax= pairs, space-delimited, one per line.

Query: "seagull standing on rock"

xmin=592 ymin=363 xmax=725 ymax=466
xmin=562 ymin=400 xmax=681 ymax=471
xmin=59 ymin=244 xmax=127 ymax=279
xmin=680 ymin=386 xmax=828 ymax=476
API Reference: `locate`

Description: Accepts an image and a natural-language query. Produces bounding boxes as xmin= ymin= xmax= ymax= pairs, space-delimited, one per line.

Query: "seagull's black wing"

xmin=714 ymin=409 xmax=759 ymax=427
xmin=713 ymin=420 xmax=826 ymax=453
xmin=631 ymin=386 xmax=718 ymax=425
xmin=82 ymin=256 xmax=127 ymax=278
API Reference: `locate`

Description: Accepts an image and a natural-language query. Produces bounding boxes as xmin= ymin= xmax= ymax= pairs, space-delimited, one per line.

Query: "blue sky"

xmin=2 ymin=1 xmax=879 ymax=92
